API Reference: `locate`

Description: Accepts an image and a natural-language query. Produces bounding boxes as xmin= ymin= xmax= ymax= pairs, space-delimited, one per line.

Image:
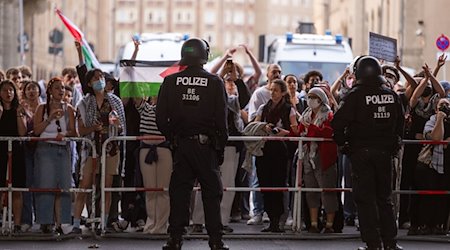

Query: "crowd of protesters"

xmin=0 ymin=39 xmax=450 ymax=239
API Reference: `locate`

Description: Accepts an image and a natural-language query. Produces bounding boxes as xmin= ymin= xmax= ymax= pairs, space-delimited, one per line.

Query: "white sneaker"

xmin=285 ymin=218 xmax=293 ymax=226
xmin=136 ymin=219 xmax=145 ymax=231
xmin=21 ymin=224 xmax=31 ymax=233
xmin=246 ymin=215 xmax=263 ymax=225
xmin=112 ymin=220 xmax=129 ymax=232
xmin=262 ymin=212 xmax=270 ymax=223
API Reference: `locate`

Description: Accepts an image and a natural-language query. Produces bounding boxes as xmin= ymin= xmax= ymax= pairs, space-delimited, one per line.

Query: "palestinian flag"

xmin=55 ymin=9 xmax=100 ymax=69
xmin=119 ymin=60 xmax=186 ymax=98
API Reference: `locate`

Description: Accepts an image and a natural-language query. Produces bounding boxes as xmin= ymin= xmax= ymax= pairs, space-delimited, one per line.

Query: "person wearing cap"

xmin=156 ymin=38 xmax=228 ymax=250
xmin=332 ymin=56 xmax=404 ymax=250
xmin=298 ymin=87 xmax=338 ymax=233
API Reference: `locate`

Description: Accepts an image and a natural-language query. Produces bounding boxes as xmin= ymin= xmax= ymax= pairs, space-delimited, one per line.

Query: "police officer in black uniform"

xmin=331 ymin=56 xmax=404 ymax=250
xmin=156 ymin=38 xmax=229 ymax=250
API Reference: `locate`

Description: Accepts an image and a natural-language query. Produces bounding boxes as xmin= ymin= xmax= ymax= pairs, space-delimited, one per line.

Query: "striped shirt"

xmin=136 ymin=101 xmax=162 ymax=135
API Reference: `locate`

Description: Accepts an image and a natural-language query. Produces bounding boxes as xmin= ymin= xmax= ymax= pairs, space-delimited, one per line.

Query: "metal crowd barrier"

xmin=99 ymin=135 xmax=450 ymax=236
xmin=3 ymin=135 xmax=448 ymax=237
xmin=0 ymin=136 xmax=97 ymax=236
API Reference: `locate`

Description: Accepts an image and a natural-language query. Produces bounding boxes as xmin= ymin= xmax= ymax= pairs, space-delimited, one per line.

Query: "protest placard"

xmin=369 ymin=32 xmax=397 ymax=62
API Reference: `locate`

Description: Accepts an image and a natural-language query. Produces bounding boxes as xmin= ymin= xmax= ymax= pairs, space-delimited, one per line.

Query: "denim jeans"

xmin=34 ymin=142 xmax=72 ymax=224
xmin=250 ymin=157 xmax=264 ymax=216
xmin=339 ymin=153 xmax=356 ymax=220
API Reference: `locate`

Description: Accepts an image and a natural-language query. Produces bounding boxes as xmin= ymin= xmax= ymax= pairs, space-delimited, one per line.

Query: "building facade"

xmin=314 ymin=0 xmax=450 ymax=79
xmin=0 ymin=0 xmax=312 ymax=80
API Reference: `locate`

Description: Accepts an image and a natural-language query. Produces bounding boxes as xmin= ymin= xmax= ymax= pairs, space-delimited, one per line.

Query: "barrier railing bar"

xmin=0 ymin=136 xmax=97 ymax=236
xmin=98 ymin=135 xmax=450 ymax=235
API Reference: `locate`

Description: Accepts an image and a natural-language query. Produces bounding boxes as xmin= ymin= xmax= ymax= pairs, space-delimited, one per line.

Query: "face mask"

xmin=421 ymin=86 xmax=432 ymax=97
xmin=307 ymin=98 xmax=321 ymax=109
xmin=92 ymin=79 xmax=106 ymax=91
xmin=346 ymin=79 xmax=354 ymax=88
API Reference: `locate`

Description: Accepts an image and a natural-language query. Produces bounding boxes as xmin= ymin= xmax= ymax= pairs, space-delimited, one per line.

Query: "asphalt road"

xmin=1 ymin=238 xmax=450 ymax=250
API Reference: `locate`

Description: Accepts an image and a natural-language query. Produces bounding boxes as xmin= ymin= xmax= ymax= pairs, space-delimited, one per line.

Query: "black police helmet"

xmin=179 ymin=38 xmax=210 ymax=66
xmin=354 ymin=55 xmax=382 ymax=81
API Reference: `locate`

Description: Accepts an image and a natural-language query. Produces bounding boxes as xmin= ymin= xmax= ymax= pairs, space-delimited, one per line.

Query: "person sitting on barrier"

xmin=33 ymin=77 xmax=76 ymax=234
xmin=0 ymin=80 xmax=27 ymax=234
xmin=253 ymin=79 xmax=298 ymax=233
xmin=413 ymin=97 xmax=450 ymax=235
xmin=72 ymin=69 xmax=126 ymax=234
xmin=20 ymin=80 xmax=42 ymax=232
xmin=298 ymin=87 xmax=338 ymax=234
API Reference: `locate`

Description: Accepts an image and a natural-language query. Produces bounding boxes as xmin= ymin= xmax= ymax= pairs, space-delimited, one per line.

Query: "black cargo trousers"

xmin=167 ymin=137 xmax=224 ymax=242
xmin=350 ymin=147 xmax=398 ymax=248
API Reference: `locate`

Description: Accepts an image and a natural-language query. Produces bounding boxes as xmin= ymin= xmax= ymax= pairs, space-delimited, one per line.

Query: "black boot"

xmin=162 ymin=237 xmax=182 ymax=250
xmin=209 ymin=240 xmax=229 ymax=250
xmin=357 ymin=247 xmax=382 ymax=250
xmin=268 ymin=218 xmax=285 ymax=233
xmin=384 ymin=244 xmax=403 ymax=250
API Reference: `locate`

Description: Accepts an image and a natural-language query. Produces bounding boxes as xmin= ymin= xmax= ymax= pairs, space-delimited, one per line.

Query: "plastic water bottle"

xmin=108 ymin=110 xmax=119 ymax=137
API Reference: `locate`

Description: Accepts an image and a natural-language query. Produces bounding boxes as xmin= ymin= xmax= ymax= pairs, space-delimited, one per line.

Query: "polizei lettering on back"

xmin=176 ymin=77 xmax=208 ymax=87
xmin=365 ymin=94 xmax=394 ymax=105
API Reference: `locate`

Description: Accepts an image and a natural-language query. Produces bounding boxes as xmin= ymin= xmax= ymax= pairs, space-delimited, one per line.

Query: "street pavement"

xmin=1 ymin=220 xmax=449 ymax=250
xmin=0 ymin=237 xmax=449 ymax=250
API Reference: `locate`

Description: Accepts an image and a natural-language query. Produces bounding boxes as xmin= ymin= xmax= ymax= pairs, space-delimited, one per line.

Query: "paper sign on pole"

xmin=369 ymin=32 xmax=397 ymax=62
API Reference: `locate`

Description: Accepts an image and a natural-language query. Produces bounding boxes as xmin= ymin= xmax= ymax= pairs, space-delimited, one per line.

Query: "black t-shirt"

xmin=0 ymin=108 xmax=19 ymax=136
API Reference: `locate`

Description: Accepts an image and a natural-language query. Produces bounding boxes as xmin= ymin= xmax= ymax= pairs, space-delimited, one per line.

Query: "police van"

xmin=115 ymin=32 xmax=189 ymax=75
xmin=258 ymin=23 xmax=354 ymax=84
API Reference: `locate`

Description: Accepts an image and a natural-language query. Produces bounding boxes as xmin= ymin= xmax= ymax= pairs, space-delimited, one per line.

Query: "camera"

xmin=271 ymin=127 xmax=280 ymax=134
xmin=312 ymin=79 xmax=319 ymax=87
xmin=439 ymin=105 xmax=450 ymax=122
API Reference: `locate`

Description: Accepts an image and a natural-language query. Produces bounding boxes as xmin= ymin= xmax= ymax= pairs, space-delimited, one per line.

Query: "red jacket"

xmin=298 ymin=112 xmax=338 ymax=170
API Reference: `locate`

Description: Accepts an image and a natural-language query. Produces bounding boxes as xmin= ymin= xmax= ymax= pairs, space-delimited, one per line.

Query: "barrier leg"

xmin=101 ymin=146 xmax=107 ymax=234
xmin=1 ymin=203 xmax=6 ymax=235
xmin=446 ymin=208 xmax=450 ymax=233
xmin=91 ymin=156 xmax=97 ymax=236
xmin=293 ymin=140 xmax=303 ymax=233
xmin=7 ymin=140 xmax=13 ymax=235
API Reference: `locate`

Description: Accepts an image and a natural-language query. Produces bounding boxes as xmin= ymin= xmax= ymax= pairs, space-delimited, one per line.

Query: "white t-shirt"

xmin=247 ymin=86 xmax=271 ymax=122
